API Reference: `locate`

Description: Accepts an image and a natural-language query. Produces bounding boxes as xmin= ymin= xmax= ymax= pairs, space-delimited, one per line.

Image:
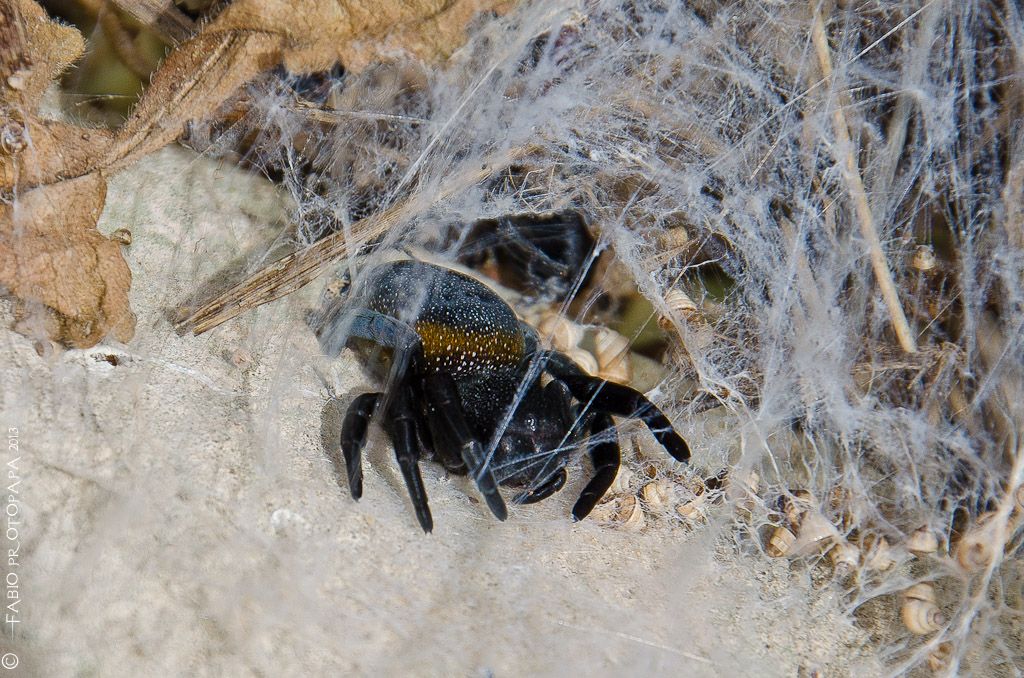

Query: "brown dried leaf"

xmin=0 ymin=173 xmax=135 ymax=347
xmin=0 ymin=119 xmax=114 ymax=189
xmin=109 ymin=0 xmax=514 ymax=170
xmin=1 ymin=0 xmax=85 ymax=111
xmin=0 ymin=0 xmax=514 ymax=347
xmin=211 ymin=0 xmax=516 ymax=72
xmin=105 ymin=30 xmax=284 ymax=173
xmin=0 ymin=1 xmax=132 ymax=347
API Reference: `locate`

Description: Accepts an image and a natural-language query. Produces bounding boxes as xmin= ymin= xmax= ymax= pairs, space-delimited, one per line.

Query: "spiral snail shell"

xmin=901 ymin=584 xmax=944 ymax=635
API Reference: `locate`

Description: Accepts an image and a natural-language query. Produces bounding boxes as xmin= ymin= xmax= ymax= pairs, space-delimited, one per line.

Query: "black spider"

xmin=317 ymin=260 xmax=690 ymax=532
xmin=454 ymin=210 xmax=596 ymax=301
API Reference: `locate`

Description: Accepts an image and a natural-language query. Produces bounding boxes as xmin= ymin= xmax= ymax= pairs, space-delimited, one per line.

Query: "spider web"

xmin=7 ymin=0 xmax=1023 ymax=675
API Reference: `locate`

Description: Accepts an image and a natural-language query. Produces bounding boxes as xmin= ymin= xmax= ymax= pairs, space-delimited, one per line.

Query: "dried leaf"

xmin=0 ymin=0 xmax=85 ymax=112
xmin=0 ymin=0 xmax=515 ymax=346
xmin=0 ymin=173 xmax=135 ymax=347
xmin=105 ymin=30 xmax=284 ymax=173
xmin=0 ymin=119 xmax=114 ymax=189
xmin=109 ymin=0 xmax=515 ymax=170
xmin=0 ymin=1 xmax=132 ymax=347
xmin=211 ymin=0 xmax=516 ymax=72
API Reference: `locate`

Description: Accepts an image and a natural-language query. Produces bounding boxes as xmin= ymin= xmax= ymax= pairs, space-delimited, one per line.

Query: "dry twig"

xmin=809 ymin=3 xmax=918 ymax=354
xmin=180 ymin=145 xmax=539 ymax=334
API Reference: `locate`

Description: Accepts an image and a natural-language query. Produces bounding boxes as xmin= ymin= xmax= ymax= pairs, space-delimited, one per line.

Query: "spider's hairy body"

xmin=357 ymin=261 xmax=526 ymax=436
xmin=322 ymin=260 xmax=691 ymax=532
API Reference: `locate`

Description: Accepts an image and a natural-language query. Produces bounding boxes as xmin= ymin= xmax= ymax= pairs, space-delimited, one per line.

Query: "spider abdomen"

xmin=357 ymin=260 xmax=528 ymax=436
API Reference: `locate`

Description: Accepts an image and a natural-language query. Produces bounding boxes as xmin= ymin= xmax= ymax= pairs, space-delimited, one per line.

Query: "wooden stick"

xmin=179 ymin=145 xmax=537 ymax=334
xmin=810 ymin=4 xmax=918 ymax=354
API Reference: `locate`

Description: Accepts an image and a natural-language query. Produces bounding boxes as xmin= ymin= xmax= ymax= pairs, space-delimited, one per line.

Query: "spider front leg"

xmin=340 ymin=392 xmax=380 ymax=499
xmin=541 ymin=350 xmax=691 ymax=464
xmin=572 ymin=412 xmax=621 ymax=520
xmin=422 ymin=372 xmax=508 ymax=522
xmin=339 ymin=388 xmax=434 ymax=532
xmin=388 ymin=383 xmax=434 ymax=533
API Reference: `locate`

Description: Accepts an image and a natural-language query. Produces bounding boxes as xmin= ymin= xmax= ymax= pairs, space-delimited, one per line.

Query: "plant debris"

xmin=0 ymin=0 xmax=516 ymax=347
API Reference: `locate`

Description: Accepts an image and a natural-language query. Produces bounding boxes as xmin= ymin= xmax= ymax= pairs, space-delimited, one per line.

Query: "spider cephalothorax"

xmin=317 ymin=260 xmax=690 ymax=532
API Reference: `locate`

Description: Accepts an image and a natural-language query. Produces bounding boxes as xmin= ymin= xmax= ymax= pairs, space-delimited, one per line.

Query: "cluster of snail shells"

xmin=901 ymin=583 xmax=945 ymax=635
xmin=589 ymin=494 xmax=645 ymax=531
xmin=765 ymin=490 xmax=840 ymax=559
xmin=763 ymin=490 xmax=931 ymax=578
xmin=595 ymin=464 xmax=735 ymax=529
xmin=535 ymin=312 xmax=632 ymax=383
xmin=592 ymin=470 xmax=686 ymax=530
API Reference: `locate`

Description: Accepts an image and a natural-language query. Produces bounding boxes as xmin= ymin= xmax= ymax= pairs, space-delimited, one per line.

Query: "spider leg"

xmin=541 ymin=350 xmax=691 ymax=463
xmin=388 ymin=384 xmax=434 ymax=533
xmin=422 ymin=372 xmax=508 ymax=521
xmin=340 ymin=392 xmax=380 ymax=500
xmin=572 ymin=412 xmax=620 ymax=520
xmin=512 ymin=469 xmax=567 ymax=505
xmin=320 ymin=307 xmax=423 ymax=426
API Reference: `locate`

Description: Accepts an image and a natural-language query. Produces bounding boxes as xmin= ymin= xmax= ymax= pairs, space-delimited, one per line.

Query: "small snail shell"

xmin=863 ymin=535 xmax=896 ymax=571
xmin=641 ymin=480 xmax=672 ymax=510
xmin=567 ymin=348 xmax=599 ymax=376
xmin=902 ymin=599 xmax=944 ymax=635
xmin=591 ymin=496 xmax=645 ymax=531
xmin=111 ymin=228 xmax=133 ymax=246
xmin=955 ymin=512 xmax=997 ymax=572
xmin=610 ymin=467 xmax=634 ymax=495
xmin=906 ymin=527 xmax=940 ymax=556
xmin=675 ymin=492 xmax=707 ymax=520
xmin=901 ymin=589 xmax=944 ymax=635
xmin=829 ymin=541 xmax=859 ymax=578
xmin=927 ymin=642 xmax=953 ymax=672
xmin=658 ymin=289 xmax=700 ymax=331
xmin=783 ymin=490 xmax=815 ymax=527
xmin=615 ymin=495 xmax=645 ymax=531
xmin=792 ymin=511 xmax=839 ymax=555
xmin=538 ymin=312 xmax=583 ymax=352
xmin=594 ymin=328 xmax=631 ymax=384
xmin=727 ymin=469 xmax=760 ymax=511
xmin=911 ymin=245 xmax=938 ymax=272
xmin=766 ymin=526 xmax=796 ymax=557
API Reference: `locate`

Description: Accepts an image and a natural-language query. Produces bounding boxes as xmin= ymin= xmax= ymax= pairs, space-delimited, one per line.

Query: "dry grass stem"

xmin=180 ymin=145 xmax=538 ymax=334
xmin=809 ymin=3 xmax=918 ymax=354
